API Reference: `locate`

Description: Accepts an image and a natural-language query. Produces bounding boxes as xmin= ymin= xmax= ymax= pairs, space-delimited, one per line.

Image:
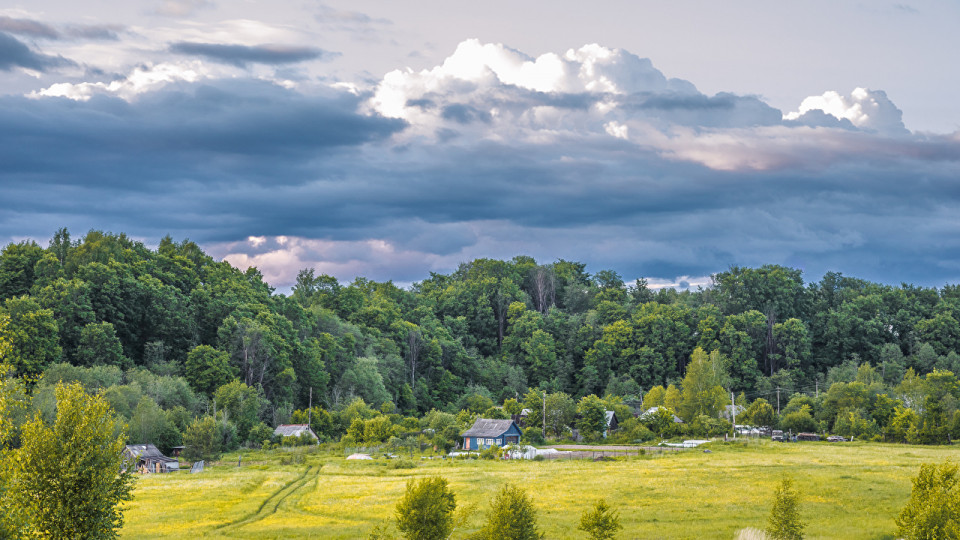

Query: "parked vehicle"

xmin=772 ymin=430 xmax=784 ymax=442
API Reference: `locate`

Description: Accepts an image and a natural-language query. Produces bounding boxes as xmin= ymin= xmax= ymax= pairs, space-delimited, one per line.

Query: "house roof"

xmin=274 ymin=424 xmax=318 ymax=438
xmin=605 ymin=410 xmax=617 ymax=424
xmin=641 ymin=406 xmax=683 ymax=423
xmin=462 ymin=419 xmax=519 ymax=438
xmin=124 ymin=444 xmax=177 ymax=463
xmin=125 ymin=444 xmax=166 ymax=459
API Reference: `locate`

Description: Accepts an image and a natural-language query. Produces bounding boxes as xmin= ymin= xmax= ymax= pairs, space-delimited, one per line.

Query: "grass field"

xmin=120 ymin=440 xmax=960 ymax=539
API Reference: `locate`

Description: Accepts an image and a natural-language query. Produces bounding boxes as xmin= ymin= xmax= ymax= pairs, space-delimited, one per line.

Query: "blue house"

xmin=462 ymin=419 xmax=522 ymax=450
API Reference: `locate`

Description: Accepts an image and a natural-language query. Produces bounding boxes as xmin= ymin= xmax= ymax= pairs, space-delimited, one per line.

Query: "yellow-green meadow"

xmin=121 ymin=441 xmax=959 ymax=539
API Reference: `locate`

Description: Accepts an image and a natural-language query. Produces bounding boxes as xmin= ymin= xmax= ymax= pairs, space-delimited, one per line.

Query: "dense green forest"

xmin=2 ymin=229 xmax=960 ymax=454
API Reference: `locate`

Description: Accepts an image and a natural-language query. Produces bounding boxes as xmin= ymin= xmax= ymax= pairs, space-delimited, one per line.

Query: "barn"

xmin=462 ymin=419 xmax=522 ymax=450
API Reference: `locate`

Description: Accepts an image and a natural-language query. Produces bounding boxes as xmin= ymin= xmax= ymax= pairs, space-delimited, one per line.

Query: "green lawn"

xmin=120 ymin=440 xmax=960 ymax=539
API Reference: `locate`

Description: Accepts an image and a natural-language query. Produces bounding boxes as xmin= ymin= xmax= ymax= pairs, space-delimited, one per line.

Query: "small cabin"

xmin=124 ymin=444 xmax=179 ymax=473
xmin=462 ymin=419 xmax=522 ymax=450
xmin=273 ymin=424 xmax=319 ymax=442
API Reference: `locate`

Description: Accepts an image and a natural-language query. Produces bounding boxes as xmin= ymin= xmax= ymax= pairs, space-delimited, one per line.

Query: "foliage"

xmin=577 ymin=394 xmax=607 ymax=441
xmin=578 ymin=498 xmax=623 ymax=540
xmin=895 ymin=461 xmax=960 ymax=539
xmin=766 ymin=477 xmax=804 ymax=540
xmin=11 ymin=382 xmax=134 ymax=539
xmin=474 ymin=484 xmax=543 ymax=540
xmin=182 ymin=415 xmax=222 ymax=462
xmin=185 ymin=345 xmax=236 ymax=395
xmin=779 ymin=407 xmax=817 ymax=434
xmin=394 ymin=476 xmax=456 ymax=540
xmin=678 ymin=348 xmax=730 ymax=422
xmin=742 ymin=398 xmax=777 ymax=428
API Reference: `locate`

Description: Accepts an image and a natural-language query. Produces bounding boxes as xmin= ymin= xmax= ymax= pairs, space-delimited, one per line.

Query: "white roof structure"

xmin=273 ymin=424 xmax=319 ymax=440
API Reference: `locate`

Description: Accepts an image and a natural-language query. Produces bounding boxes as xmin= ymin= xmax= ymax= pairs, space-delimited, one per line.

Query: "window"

xmin=496 ymin=438 xmax=502 ymax=445
xmin=486 ymin=438 xmax=494 ymax=446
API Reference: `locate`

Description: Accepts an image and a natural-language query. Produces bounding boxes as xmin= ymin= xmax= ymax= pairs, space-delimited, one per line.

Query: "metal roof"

xmin=462 ymin=419 xmax=518 ymax=438
xmin=273 ymin=424 xmax=318 ymax=438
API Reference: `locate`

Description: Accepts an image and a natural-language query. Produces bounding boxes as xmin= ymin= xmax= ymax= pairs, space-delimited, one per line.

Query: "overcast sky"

xmin=1 ymin=0 xmax=959 ymax=290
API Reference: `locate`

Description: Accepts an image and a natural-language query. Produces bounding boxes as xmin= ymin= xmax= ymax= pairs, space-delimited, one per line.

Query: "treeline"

xmin=2 ymin=229 xmax=960 ymax=448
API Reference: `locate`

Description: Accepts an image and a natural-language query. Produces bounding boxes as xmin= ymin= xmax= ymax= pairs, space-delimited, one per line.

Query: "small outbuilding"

xmin=273 ymin=424 xmax=319 ymax=442
xmin=124 ymin=444 xmax=179 ymax=473
xmin=462 ymin=419 xmax=522 ymax=450
xmin=603 ymin=410 xmax=619 ymax=438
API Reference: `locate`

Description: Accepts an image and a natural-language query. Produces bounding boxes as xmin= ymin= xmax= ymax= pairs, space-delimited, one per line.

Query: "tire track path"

xmin=214 ymin=465 xmax=319 ymax=533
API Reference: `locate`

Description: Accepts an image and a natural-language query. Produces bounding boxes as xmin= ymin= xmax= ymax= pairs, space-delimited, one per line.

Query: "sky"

xmin=1 ymin=0 xmax=959 ymax=291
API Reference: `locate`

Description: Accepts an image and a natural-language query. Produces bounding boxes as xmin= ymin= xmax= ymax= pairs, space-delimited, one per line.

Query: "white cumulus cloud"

xmin=784 ymin=87 xmax=907 ymax=135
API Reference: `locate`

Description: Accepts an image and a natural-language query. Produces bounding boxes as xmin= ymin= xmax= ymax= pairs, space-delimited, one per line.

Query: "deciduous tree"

xmin=13 ymin=382 xmax=134 ymax=539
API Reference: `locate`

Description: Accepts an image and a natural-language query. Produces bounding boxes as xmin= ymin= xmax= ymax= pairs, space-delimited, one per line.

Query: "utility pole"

xmin=815 ymin=380 xmax=819 ymax=399
xmin=731 ymin=391 xmax=736 ymax=439
xmin=776 ymin=387 xmax=781 ymax=415
xmin=542 ymin=390 xmax=546 ymax=440
xmin=308 ymin=387 xmax=313 ymax=426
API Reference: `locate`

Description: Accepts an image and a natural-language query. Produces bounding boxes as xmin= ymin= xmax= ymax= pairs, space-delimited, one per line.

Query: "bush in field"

xmin=578 ymin=498 xmax=623 ymax=540
xmin=474 ymin=484 xmax=543 ymax=540
xmin=896 ymin=461 xmax=960 ymax=539
xmin=766 ymin=477 xmax=804 ymax=540
xmin=395 ymin=476 xmax=456 ymax=540
xmin=479 ymin=445 xmax=501 ymax=460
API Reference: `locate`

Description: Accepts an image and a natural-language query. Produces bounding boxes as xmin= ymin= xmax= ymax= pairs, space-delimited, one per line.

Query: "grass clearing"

xmin=120 ymin=441 xmax=960 ymax=539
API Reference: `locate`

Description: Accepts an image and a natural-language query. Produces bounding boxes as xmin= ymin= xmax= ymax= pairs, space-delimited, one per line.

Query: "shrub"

xmin=766 ymin=477 xmax=804 ymax=540
xmin=479 ymin=446 xmax=502 ymax=460
xmin=247 ymin=422 xmax=274 ymax=447
xmin=474 ymin=484 xmax=543 ymax=540
xmin=896 ymin=461 xmax=960 ymax=539
xmin=395 ymin=476 xmax=456 ymax=540
xmin=578 ymin=498 xmax=622 ymax=540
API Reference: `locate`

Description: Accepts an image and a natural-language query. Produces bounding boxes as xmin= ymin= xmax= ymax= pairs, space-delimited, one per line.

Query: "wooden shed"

xmin=123 ymin=444 xmax=179 ymax=473
xmin=462 ymin=419 xmax=522 ymax=450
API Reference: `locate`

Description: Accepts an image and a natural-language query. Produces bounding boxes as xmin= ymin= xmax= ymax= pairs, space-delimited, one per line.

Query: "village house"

xmin=273 ymin=424 xmax=320 ymax=442
xmin=461 ymin=419 xmax=522 ymax=450
xmin=123 ymin=444 xmax=179 ymax=474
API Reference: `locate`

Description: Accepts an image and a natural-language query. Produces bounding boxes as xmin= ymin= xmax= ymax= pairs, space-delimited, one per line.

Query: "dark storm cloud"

xmin=5 ymin=57 xmax=960 ymax=289
xmin=169 ymin=42 xmax=335 ymax=67
xmin=0 ymin=32 xmax=74 ymax=71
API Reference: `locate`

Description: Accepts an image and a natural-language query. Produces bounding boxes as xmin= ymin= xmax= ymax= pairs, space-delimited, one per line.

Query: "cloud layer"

xmin=2 ymin=38 xmax=960 ymax=290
